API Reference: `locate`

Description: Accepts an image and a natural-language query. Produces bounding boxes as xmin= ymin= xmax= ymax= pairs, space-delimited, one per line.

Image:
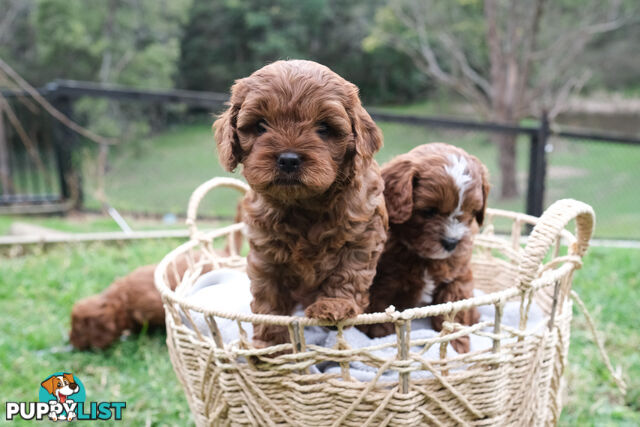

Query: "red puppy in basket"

xmin=214 ymin=60 xmax=388 ymax=348
xmin=363 ymin=143 xmax=489 ymax=353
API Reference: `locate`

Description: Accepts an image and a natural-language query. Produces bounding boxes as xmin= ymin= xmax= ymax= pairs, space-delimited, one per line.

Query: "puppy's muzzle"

xmin=277 ymin=152 xmax=302 ymax=174
xmin=440 ymin=238 xmax=460 ymax=252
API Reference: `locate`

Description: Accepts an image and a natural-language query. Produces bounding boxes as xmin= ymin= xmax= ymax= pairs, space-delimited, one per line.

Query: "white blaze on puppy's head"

xmin=444 ymin=154 xmax=472 ymax=241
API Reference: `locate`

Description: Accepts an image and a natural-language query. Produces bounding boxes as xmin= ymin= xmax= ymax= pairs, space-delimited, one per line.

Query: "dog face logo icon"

xmin=41 ymin=373 xmax=79 ymax=404
xmin=39 ymin=372 xmax=85 ymax=421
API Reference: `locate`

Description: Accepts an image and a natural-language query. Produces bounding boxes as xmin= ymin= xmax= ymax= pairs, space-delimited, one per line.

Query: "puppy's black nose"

xmin=277 ymin=152 xmax=301 ymax=173
xmin=69 ymin=383 xmax=78 ymax=390
xmin=440 ymin=238 xmax=460 ymax=252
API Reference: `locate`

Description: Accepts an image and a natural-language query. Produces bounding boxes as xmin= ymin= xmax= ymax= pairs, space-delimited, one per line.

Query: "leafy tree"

xmin=177 ymin=0 xmax=430 ymax=103
xmin=0 ymin=0 xmax=38 ymax=83
xmin=25 ymin=0 xmax=190 ymax=142
xmin=582 ymin=22 xmax=640 ymax=91
xmin=367 ymin=0 xmax=635 ymax=198
xmin=33 ymin=0 xmax=190 ymax=88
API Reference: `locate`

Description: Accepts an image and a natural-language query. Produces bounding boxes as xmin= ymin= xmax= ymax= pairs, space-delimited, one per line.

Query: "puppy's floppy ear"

xmin=63 ymin=373 xmax=75 ymax=384
xmin=213 ymin=78 xmax=249 ymax=172
xmin=382 ymin=159 xmax=415 ymax=224
xmin=348 ymin=86 xmax=383 ymax=160
xmin=41 ymin=376 xmax=57 ymax=394
xmin=472 ymin=156 xmax=490 ymax=225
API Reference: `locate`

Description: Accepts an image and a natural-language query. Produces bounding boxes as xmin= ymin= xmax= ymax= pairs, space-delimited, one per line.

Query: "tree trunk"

xmin=496 ymin=132 xmax=519 ymax=199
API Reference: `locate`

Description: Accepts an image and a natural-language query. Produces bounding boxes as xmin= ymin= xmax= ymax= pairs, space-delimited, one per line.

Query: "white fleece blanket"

xmin=181 ymin=269 xmax=545 ymax=381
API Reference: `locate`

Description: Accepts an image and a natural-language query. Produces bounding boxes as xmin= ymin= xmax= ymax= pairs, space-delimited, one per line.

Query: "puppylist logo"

xmin=5 ymin=372 xmax=126 ymax=421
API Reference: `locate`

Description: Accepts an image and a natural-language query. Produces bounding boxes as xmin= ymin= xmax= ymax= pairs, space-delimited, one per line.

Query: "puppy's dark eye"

xmin=419 ymin=208 xmax=438 ymax=218
xmin=255 ymin=119 xmax=267 ymax=135
xmin=316 ymin=121 xmax=333 ymax=138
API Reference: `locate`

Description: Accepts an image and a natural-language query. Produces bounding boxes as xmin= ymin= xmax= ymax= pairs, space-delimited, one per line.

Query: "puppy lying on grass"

xmin=69 ymin=259 xmax=196 ymax=350
xmin=69 ymin=211 xmax=244 ymax=350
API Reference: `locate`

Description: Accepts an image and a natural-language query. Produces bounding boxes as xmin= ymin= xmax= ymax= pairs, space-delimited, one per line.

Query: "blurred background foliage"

xmin=3 ymin=0 xmax=638 ymax=104
xmin=2 ymin=0 xmax=638 ymax=146
xmin=3 ymin=0 xmax=189 ymax=88
xmin=2 ymin=0 xmax=431 ymax=105
xmin=177 ymin=0 xmax=430 ymax=103
xmin=0 ymin=0 xmax=639 ymax=231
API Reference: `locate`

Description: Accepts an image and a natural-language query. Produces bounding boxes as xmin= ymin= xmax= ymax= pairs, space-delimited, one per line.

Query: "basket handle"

xmin=186 ymin=177 xmax=250 ymax=239
xmin=517 ymin=199 xmax=595 ymax=291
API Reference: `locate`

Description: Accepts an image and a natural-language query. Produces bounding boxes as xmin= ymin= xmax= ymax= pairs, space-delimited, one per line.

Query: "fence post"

xmin=526 ymin=112 xmax=549 ymax=218
xmin=51 ymin=94 xmax=82 ymax=208
xmin=0 ymin=105 xmax=13 ymax=195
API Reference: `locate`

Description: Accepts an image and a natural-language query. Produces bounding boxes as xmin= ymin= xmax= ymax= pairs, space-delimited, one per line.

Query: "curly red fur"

xmin=363 ymin=143 xmax=489 ymax=353
xmin=213 ymin=60 xmax=388 ymax=347
xmin=70 ymin=255 xmax=208 ymax=350
xmin=70 ymin=265 xmax=165 ymax=350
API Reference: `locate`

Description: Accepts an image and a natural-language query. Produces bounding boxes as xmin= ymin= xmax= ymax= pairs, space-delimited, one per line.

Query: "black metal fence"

xmin=0 ymin=80 xmax=227 ymax=213
xmin=368 ymin=110 xmax=640 ymax=220
xmin=0 ymin=95 xmax=65 ymax=213
xmin=2 ymin=80 xmax=639 ymax=238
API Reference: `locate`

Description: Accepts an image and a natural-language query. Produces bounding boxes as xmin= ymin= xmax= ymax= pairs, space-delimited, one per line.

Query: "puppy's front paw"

xmin=252 ymin=324 xmax=289 ymax=349
xmin=363 ymin=322 xmax=395 ymax=338
xmin=469 ymin=306 xmax=481 ymax=325
xmin=305 ymin=297 xmax=360 ymax=322
xmin=251 ymin=339 xmax=271 ymax=349
xmin=450 ymin=335 xmax=470 ymax=354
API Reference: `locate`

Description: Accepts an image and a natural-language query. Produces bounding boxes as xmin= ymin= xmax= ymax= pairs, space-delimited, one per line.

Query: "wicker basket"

xmin=155 ymin=177 xmax=597 ymax=426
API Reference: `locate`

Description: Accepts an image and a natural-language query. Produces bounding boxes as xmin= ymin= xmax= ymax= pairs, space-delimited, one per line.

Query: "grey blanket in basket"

xmin=181 ymin=269 xmax=545 ymax=381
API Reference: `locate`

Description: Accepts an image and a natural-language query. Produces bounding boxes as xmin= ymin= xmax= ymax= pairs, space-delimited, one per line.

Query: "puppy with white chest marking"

xmin=363 ymin=143 xmax=489 ymax=353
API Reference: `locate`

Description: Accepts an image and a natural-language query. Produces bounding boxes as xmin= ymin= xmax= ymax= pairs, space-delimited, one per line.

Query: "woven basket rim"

xmin=156 ymin=260 xmax=575 ymax=327
xmin=154 ymin=177 xmax=595 ymax=328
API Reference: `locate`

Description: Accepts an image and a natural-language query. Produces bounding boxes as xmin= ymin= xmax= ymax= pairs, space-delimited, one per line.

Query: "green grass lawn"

xmin=0 ymin=213 xmax=226 ymax=239
xmin=0 ymin=242 xmax=638 ymax=425
xmin=0 ymin=214 xmax=125 ymax=236
xmin=76 ymin=116 xmax=639 ymax=239
xmin=82 ymin=120 xmax=528 ymax=217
